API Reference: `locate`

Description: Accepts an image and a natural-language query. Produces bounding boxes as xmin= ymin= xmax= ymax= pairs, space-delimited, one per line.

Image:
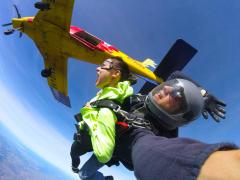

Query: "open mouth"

xmin=96 ymin=71 xmax=100 ymax=83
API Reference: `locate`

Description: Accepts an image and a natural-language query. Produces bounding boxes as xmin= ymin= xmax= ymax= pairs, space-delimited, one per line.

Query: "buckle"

xmin=73 ymin=133 xmax=81 ymax=142
xmin=112 ymin=105 xmax=121 ymax=113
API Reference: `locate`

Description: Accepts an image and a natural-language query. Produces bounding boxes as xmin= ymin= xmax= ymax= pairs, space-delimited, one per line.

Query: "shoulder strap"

xmin=90 ymin=99 xmax=121 ymax=112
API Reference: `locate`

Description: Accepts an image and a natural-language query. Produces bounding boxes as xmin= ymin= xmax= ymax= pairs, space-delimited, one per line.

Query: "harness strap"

xmin=90 ymin=99 xmax=151 ymax=129
xmin=74 ymin=113 xmax=83 ymax=122
xmin=129 ymin=94 xmax=146 ymax=104
xmin=90 ymin=99 xmax=121 ymax=112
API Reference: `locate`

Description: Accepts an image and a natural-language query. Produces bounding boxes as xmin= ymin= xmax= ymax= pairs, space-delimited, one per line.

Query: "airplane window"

xmin=75 ymin=31 xmax=101 ymax=46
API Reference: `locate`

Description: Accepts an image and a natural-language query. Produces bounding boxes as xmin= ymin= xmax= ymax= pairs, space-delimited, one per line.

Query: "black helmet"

xmin=145 ymin=78 xmax=204 ymax=130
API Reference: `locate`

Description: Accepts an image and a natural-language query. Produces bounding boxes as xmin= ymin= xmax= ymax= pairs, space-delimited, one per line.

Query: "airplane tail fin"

xmin=50 ymin=87 xmax=71 ymax=107
xmin=139 ymin=39 xmax=198 ymax=95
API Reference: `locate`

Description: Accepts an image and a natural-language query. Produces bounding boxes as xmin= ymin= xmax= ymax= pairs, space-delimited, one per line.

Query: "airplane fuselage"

xmin=12 ymin=16 xmax=163 ymax=83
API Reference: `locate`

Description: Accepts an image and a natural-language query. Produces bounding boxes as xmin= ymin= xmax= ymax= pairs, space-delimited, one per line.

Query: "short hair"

xmin=111 ymin=57 xmax=130 ymax=81
xmin=110 ymin=57 xmax=137 ymax=85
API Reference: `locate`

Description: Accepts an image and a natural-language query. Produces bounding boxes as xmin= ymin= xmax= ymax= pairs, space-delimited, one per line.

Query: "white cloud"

xmin=0 ymin=80 xmax=74 ymax=176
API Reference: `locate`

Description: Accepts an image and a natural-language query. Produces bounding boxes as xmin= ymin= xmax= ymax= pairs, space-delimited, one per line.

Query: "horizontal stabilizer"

xmin=139 ymin=39 xmax=197 ymax=95
xmin=50 ymin=87 xmax=71 ymax=107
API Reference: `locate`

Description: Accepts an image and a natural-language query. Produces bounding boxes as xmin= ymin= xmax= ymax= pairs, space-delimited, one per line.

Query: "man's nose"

xmin=96 ymin=66 xmax=101 ymax=71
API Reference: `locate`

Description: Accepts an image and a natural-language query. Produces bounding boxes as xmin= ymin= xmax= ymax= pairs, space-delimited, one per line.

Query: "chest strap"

xmin=90 ymin=99 xmax=151 ymax=129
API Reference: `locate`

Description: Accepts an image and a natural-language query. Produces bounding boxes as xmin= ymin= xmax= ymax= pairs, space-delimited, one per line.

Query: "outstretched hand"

xmin=202 ymin=93 xmax=226 ymax=122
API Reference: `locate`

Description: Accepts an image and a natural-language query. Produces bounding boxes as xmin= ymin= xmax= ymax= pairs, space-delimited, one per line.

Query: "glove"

xmin=202 ymin=93 xmax=226 ymax=122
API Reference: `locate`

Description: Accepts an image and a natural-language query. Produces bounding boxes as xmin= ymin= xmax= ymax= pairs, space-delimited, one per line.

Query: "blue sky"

xmin=0 ymin=0 xmax=239 ymax=179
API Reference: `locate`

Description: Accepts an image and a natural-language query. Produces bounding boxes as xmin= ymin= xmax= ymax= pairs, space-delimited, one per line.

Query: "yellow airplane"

xmin=3 ymin=1 xmax=197 ymax=107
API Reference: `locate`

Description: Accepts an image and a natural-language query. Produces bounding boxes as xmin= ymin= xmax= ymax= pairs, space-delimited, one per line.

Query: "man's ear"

xmin=112 ymin=70 xmax=121 ymax=80
xmin=112 ymin=70 xmax=121 ymax=78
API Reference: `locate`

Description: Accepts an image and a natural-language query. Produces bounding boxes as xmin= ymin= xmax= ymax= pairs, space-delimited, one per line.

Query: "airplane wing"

xmin=44 ymin=55 xmax=71 ymax=107
xmin=34 ymin=0 xmax=74 ymax=31
xmin=139 ymin=39 xmax=198 ymax=94
xmin=32 ymin=0 xmax=74 ymax=107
